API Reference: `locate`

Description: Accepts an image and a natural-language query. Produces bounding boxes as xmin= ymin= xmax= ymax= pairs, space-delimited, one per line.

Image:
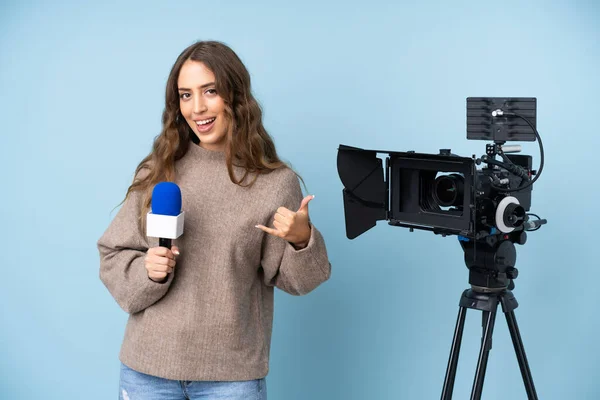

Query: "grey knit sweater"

xmin=98 ymin=143 xmax=331 ymax=381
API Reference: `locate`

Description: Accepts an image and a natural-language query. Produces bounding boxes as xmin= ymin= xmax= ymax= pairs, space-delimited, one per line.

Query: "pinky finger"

xmin=255 ymin=224 xmax=282 ymax=238
xmin=149 ymin=271 xmax=167 ymax=280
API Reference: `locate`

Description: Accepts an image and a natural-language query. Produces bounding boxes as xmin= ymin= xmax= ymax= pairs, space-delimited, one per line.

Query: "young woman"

xmin=98 ymin=40 xmax=332 ymax=400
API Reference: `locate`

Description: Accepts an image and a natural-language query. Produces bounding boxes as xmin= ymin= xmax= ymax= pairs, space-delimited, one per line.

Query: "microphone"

xmin=146 ymin=182 xmax=185 ymax=249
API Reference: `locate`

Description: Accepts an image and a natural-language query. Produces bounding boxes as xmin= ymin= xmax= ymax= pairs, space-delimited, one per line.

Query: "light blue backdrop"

xmin=1 ymin=0 xmax=598 ymax=399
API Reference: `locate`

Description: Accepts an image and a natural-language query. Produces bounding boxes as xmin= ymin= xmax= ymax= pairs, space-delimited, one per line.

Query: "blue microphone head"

xmin=151 ymin=182 xmax=182 ymax=216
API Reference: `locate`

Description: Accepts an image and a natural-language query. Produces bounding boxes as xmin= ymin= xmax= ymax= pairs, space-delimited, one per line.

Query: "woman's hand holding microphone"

xmin=145 ymin=246 xmax=180 ymax=282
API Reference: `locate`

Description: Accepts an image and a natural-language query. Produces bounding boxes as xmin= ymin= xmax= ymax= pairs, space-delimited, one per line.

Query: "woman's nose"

xmin=193 ymin=96 xmax=208 ymax=114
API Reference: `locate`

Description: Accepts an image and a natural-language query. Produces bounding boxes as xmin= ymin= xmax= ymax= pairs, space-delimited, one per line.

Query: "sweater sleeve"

xmin=97 ymin=180 xmax=175 ymax=314
xmin=260 ymin=170 xmax=332 ymax=296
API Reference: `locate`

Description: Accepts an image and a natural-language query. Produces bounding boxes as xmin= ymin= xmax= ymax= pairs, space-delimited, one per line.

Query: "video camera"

xmin=337 ymin=97 xmax=547 ymax=291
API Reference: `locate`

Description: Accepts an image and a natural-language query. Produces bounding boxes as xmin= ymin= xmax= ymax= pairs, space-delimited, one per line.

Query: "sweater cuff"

xmin=126 ymin=257 xmax=174 ymax=313
xmin=280 ymin=224 xmax=330 ymax=295
xmin=286 ymin=224 xmax=329 ymax=268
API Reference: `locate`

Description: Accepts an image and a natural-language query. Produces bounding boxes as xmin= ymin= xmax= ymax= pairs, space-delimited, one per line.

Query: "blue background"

xmin=1 ymin=0 xmax=598 ymax=398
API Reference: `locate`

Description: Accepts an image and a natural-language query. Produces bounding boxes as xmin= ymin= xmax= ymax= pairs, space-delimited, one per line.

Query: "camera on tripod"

xmin=337 ymin=97 xmax=547 ymax=399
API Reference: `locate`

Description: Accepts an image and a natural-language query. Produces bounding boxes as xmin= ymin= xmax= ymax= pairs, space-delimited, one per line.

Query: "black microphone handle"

xmin=159 ymin=238 xmax=172 ymax=249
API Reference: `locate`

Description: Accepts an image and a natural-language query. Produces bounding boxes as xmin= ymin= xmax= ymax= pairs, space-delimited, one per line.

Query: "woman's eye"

xmin=206 ymin=89 xmax=217 ymax=95
xmin=179 ymin=93 xmax=190 ymax=99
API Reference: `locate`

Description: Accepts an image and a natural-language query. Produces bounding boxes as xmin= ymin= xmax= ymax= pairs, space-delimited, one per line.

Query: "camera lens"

xmin=433 ymin=174 xmax=464 ymax=207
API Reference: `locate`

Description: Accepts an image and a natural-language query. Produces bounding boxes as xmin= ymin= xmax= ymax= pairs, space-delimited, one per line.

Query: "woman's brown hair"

xmin=123 ymin=40 xmax=294 ymax=225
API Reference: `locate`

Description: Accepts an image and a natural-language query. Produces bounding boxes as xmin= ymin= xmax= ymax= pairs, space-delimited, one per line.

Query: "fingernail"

xmin=173 ymin=250 xmax=180 ymax=256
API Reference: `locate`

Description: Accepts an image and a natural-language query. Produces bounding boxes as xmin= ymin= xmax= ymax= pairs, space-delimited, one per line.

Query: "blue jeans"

xmin=119 ymin=362 xmax=267 ymax=400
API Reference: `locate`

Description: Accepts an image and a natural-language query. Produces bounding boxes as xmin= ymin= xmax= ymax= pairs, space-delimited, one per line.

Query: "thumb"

xmin=171 ymin=245 xmax=180 ymax=257
xmin=297 ymin=195 xmax=315 ymax=214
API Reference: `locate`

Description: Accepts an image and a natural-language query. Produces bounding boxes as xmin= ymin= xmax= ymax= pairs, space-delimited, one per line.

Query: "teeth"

xmin=196 ymin=118 xmax=215 ymax=125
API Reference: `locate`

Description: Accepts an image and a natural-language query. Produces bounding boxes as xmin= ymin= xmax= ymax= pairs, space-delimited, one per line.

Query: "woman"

xmin=97 ymin=40 xmax=331 ymax=400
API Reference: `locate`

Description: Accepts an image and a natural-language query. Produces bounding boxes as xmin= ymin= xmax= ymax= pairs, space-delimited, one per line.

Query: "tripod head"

xmin=460 ymin=234 xmax=521 ymax=293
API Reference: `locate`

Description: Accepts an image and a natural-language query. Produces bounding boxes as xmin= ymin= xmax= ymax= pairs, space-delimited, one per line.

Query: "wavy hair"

xmin=123 ymin=41 xmax=296 ymax=227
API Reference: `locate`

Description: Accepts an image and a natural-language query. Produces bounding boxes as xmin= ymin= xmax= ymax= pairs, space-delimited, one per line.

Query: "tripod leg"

xmin=441 ymin=306 xmax=467 ymax=400
xmin=470 ymin=307 xmax=498 ymax=400
xmin=481 ymin=312 xmax=492 ymax=351
xmin=505 ymin=311 xmax=539 ymax=400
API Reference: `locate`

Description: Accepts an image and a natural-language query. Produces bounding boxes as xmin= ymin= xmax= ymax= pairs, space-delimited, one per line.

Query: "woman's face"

xmin=178 ymin=60 xmax=228 ymax=151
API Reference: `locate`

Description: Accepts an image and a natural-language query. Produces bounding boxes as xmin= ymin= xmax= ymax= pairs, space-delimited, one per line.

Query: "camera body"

xmin=387 ymin=147 xmax=532 ymax=239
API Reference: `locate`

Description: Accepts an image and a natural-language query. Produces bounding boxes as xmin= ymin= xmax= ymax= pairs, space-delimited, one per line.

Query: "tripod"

xmin=440 ymin=237 xmax=539 ymax=400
